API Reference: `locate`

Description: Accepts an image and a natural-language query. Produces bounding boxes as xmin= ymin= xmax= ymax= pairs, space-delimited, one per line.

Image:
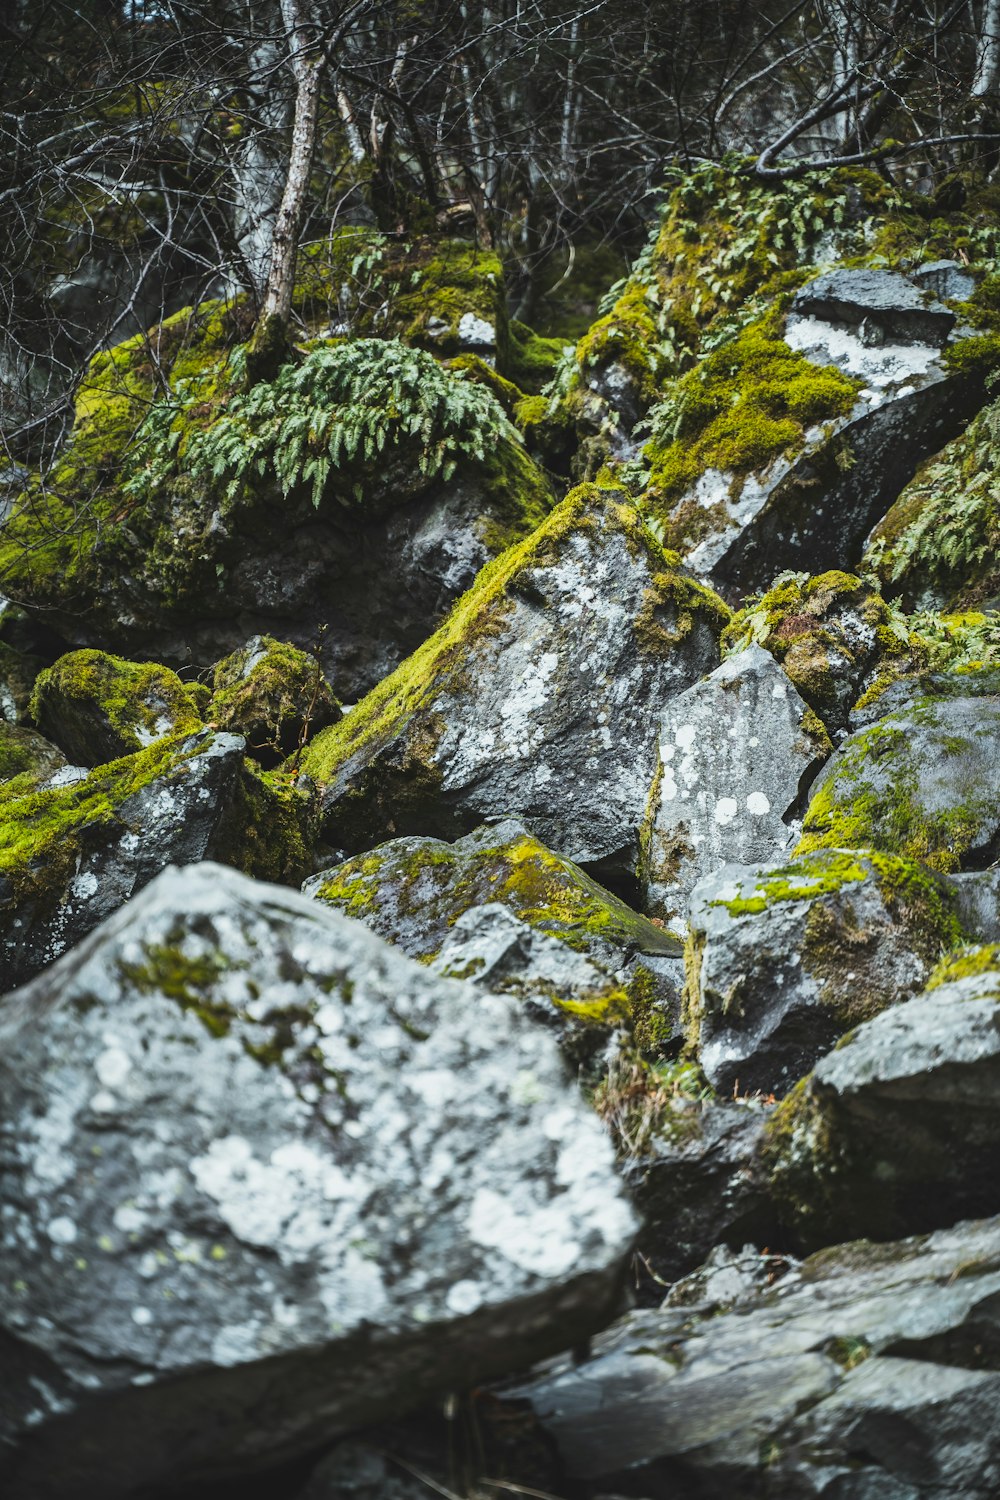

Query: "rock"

xmin=30 ymin=648 xmax=203 ymax=766
xmin=510 ymin=1215 xmax=1000 ymax=1498
xmin=0 ymin=641 xmax=44 ymax=725
xmin=686 ymin=849 xmax=961 ymax=1098
xmin=762 ymin=951 xmax=1000 ymax=1247
xmin=297 ymin=486 xmax=729 ymax=884
xmin=945 ymin=866 xmax=1000 ymax=943
xmin=0 ymin=723 xmax=66 ymax=788
xmin=647 ymin=267 xmax=981 ymax=597
xmin=620 ymin=1098 xmax=772 ymax=1288
xmin=800 ymin=691 xmax=1000 ymax=871
xmin=791 ymin=267 xmax=957 ymax=346
xmin=297 ymin=1441 xmax=429 ymax=1500
xmin=0 ymin=729 xmax=317 ymax=992
xmin=864 ymin=394 xmax=1000 ymax=613
xmin=306 ymin=819 xmax=683 ymax=1065
xmin=209 ymin=636 xmax=341 ymax=768
xmin=638 ymin=645 xmax=830 ymax=924
xmin=909 ymin=257 xmax=977 ymax=302
xmin=848 ymin=660 xmax=1000 ymax=731
xmin=0 ymin=862 xmax=636 ymax=1499
xmin=720 ymin=571 xmax=905 ymax=732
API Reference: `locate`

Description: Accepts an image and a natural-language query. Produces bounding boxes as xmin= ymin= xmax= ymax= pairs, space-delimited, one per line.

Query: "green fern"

xmin=124 ymin=338 xmax=519 ymax=510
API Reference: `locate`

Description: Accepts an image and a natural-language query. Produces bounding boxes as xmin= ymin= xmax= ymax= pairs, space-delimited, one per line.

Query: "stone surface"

xmin=0 ymin=723 xmax=66 ymax=788
xmin=298 ymin=487 xmax=729 ymax=884
xmin=639 ymin=645 xmax=830 ymax=924
xmin=30 ymin=648 xmax=203 ymax=766
xmin=686 ymin=849 xmax=959 ymax=1098
xmin=763 ymin=954 xmax=1000 ymax=1247
xmin=0 ymin=729 xmax=316 ymax=993
xmin=946 ymin=866 xmax=1000 ymax=943
xmin=0 ymin=863 xmax=636 ymax=1500
xmin=307 ymin=819 xmax=682 ymax=1064
xmin=209 ymin=635 xmax=341 ymax=767
xmin=791 ymin=267 xmax=956 ymax=345
xmin=800 ymin=691 xmax=1000 ymax=871
xmin=511 ymin=1215 xmax=1000 ymax=1498
xmin=909 ymin=257 xmax=977 ymax=302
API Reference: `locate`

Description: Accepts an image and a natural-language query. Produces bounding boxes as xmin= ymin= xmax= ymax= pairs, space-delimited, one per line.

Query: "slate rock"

xmin=0 ymin=862 xmax=636 ymax=1499
xmin=686 ymin=849 xmax=959 ymax=1098
xmin=667 ymin=273 xmax=980 ymax=595
xmin=297 ymin=486 xmax=729 ymax=884
xmin=307 ymin=818 xmax=683 ymax=1058
xmin=791 ymin=267 xmax=956 ymax=345
xmin=721 ymin=570 xmax=904 ymax=733
xmin=30 ymin=648 xmax=203 ymax=766
xmin=0 ymin=729 xmax=316 ymax=993
xmin=762 ymin=953 xmax=1000 ymax=1247
xmin=801 ymin=691 xmax=1000 ymax=871
xmin=510 ymin=1214 xmax=1000 ymax=1498
xmin=639 ymin=645 xmax=830 ymax=924
xmin=908 ymin=257 xmax=977 ymax=302
xmin=621 ymin=1099 xmax=772 ymax=1288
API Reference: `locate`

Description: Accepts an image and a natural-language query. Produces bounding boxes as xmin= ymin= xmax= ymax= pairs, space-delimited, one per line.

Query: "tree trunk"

xmin=247 ymin=0 xmax=323 ymax=382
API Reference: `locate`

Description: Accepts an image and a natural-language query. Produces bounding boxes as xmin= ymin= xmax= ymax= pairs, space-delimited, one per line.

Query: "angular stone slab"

xmin=0 ymin=863 xmax=636 ymax=1499
xmin=511 ymin=1215 xmax=1000 ymax=1498
xmin=639 ymin=645 xmax=830 ymax=923
xmin=686 ymin=849 xmax=960 ymax=1098
xmin=792 ymin=266 xmax=956 ymax=345
xmin=298 ymin=487 xmax=728 ymax=883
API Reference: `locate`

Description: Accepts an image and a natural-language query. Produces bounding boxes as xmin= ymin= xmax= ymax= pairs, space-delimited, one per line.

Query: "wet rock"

xmin=209 ymin=636 xmax=341 ymax=767
xmin=0 ymin=862 xmax=636 ymax=1499
xmin=720 ymin=570 xmax=904 ymax=733
xmin=0 ymin=729 xmax=317 ymax=992
xmin=30 ymin=648 xmax=203 ymax=766
xmin=800 ymin=691 xmax=1000 ymax=871
xmin=686 ymin=849 xmax=960 ymax=1098
xmin=638 ymin=645 xmax=830 ymax=924
xmin=0 ymin=723 xmax=66 ymax=788
xmin=511 ymin=1215 xmax=1000 ymax=1498
xmin=621 ymin=1099 xmax=772 ymax=1288
xmin=297 ymin=486 xmax=729 ymax=885
xmin=762 ymin=951 xmax=1000 ymax=1247
xmin=306 ymin=819 xmax=683 ymax=1064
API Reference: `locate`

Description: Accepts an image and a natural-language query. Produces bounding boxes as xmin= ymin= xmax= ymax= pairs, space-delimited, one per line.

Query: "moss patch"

xmin=209 ymin=637 xmax=340 ymax=768
xmin=31 ymin=649 xmax=203 ymax=765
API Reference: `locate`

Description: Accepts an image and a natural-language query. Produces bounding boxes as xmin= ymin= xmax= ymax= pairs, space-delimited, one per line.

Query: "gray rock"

xmin=792 ymin=267 xmax=956 ymax=345
xmin=686 ymin=850 xmax=958 ymax=1098
xmin=945 ymin=866 xmax=1000 ymax=943
xmin=510 ymin=1214 xmax=1000 ymax=1498
xmin=621 ymin=1100 xmax=772 ymax=1287
xmin=908 ymin=257 xmax=977 ymax=303
xmin=639 ymin=646 xmax=830 ymax=924
xmin=298 ymin=1441 xmax=429 ymax=1500
xmin=848 ymin=664 xmax=1000 ymax=730
xmin=762 ymin=955 xmax=1000 ymax=1247
xmin=0 ymin=862 xmax=636 ymax=1499
xmin=306 ymin=820 xmax=683 ymax=1064
xmin=801 ymin=692 xmax=1000 ymax=871
xmin=299 ymin=489 xmax=728 ymax=885
xmin=0 ymin=729 xmax=315 ymax=993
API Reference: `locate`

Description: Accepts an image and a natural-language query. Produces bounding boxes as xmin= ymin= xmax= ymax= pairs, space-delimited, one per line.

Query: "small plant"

xmin=125 ymin=337 xmax=520 ymax=509
xmin=592 ymin=1050 xmax=712 ymax=1157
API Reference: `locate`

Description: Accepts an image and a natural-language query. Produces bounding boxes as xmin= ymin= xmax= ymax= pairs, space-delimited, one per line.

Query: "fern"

xmin=125 ymin=338 xmax=519 ymax=510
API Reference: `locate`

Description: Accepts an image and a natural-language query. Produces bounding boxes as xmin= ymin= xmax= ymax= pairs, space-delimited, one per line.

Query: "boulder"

xmin=720 ymin=570 xmax=905 ymax=732
xmin=510 ymin=1215 xmax=1000 ymax=1498
xmin=792 ymin=266 xmax=956 ymax=345
xmin=30 ymin=648 xmax=203 ymax=766
xmin=638 ymin=645 xmax=830 ymax=924
xmin=209 ymin=635 xmax=341 ymax=767
xmin=0 ymin=729 xmax=317 ymax=992
xmin=762 ymin=950 xmax=1000 ymax=1247
xmin=306 ymin=819 xmax=683 ymax=1065
xmin=686 ymin=849 xmax=961 ymax=1098
xmin=800 ymin=690 xmax=1000 ymax=871
xmin=0 ymin=723 xmax=66 ymax=788
xmin=297 ymin=486 xmax=729 ymax=884
xmin=0 ymin=862 xmax=636 ymax=1499
xmin=0 ymin=641 xmax=44 ymax=725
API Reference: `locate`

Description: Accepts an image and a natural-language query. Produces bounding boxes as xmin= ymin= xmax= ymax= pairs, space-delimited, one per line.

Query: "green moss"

xmin=31 ymin=649 xmax=203 ymax=763
xmin=709 ymin=851 xmax=871 ymax=918
xmin=448 ymin=353 xmax=523 ymax=414
xmin=0 ymin=724 xmax=63 ymax=787
xmin=209 ymin=636 xmax=340 ymax=766
xmin=926 ymin=943 xmax=1000 ymax=990
xmin=759 ymin=1074 xmax=841 ymax=1241
xmin=505 ymin=318 xmax=573 ymax=394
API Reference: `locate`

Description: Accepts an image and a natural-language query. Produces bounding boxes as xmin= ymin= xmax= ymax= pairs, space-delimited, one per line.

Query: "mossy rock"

xmin=0 ymin=641 xmax=46 ymax=726
xmin=864 ymin=395 xmax=1000 ymax=612
xmin=799 ymin=691 xmax=1000 ymax=872
xmin=687 ymin=848 xmax=963 ymax=1098
xmin=0 ymin=724 xmax=66 ymax=790
xmin=295 ymin=483 xmax=729 ymax=880
xmin=721 ymin=571 xmax=906 ymax=731
xmin=31 ymin=649 xmax=203 ymax=766
xmin=209 ymin=636 xmax=340 ymax=768
xmin=0 ymin=728 xmax=319 ymax=990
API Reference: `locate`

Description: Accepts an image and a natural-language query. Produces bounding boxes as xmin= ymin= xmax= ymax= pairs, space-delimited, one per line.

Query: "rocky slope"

xmin=5 ymin=165 xmax=1000 ymax=1498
